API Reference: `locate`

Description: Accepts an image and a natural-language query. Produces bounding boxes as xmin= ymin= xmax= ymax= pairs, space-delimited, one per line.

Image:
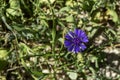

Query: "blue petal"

xmin=80 ymin=44 xmax=86 ymax=51
xmin=68 ymin=44 xmax=81 ymax=53
xmin=80 ymin=30 xmax=86 ymax=37
xmin=64 ymin=40 xmax=73 ymax=47
xmin=74 ymin=29 xmax=85 ymax=38
xmin=65 ymin=31 xmax=75 ymax=39
xmin=74 ymin=29 xmax=81 ymax=37
xmin=74 ymin=29 xmax=79 ymax=35
xmin=68 ymin=45 xmax=74 ymax=52
xmin=74 ymin=45 xmax=80 ymax=53
xmin=65 ymin=34 xmax=72 ymax=40
xmin=74 ymin=29 xmax=88 ymax=43
xmin=81 ymin=36 xmax=88 ymax=43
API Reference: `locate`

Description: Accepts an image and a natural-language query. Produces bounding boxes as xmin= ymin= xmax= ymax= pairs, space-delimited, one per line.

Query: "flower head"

xmin=64 ymin=29 xmax=88 ymax=53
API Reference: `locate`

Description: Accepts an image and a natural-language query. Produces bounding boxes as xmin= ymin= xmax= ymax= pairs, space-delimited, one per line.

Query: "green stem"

xmin=52 ymin=9 xmax=56 ymax=54
xmin=48 ymin=0 xmax=56 ymax=53
xmin=48 ymin=0 xmax=57 ymax=80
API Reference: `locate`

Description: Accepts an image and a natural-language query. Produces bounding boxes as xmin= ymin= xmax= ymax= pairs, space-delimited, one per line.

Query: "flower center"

xmin=73 ymin=38 xmax=80 ymax=44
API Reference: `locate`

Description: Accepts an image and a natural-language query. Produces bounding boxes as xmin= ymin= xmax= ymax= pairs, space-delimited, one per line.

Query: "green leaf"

xmin=58 ymin=21 xmax=65 ymax=28
xmin=40 ymin=0 xmax=55 ymax=4
xmin=89 ymin=67 xmax=96 ymax=79
xmin=77 ymin=53 xmax=83 ymax=62
xmin=67 ymin=72 xmax=78 ymax=80
xmin=6 ymin=0 xmax=21 ymax=17
xmin=66 ymin=15 xmax=74 ymax=22
xmin=107 ymin=8 xmax=118 ymax=23
xmin=31 ymin=70 xmax=44 ymax=77
xmin=12 ymin=25 xmax=24 ymax=31
xmin=59 ymin=7 xmax=71 ymax=12
xmin=6 ymin=8 xmax=21 ymax=17
xmin=18 ymin=42 xmax=33 ymax=55
xmin=1 ymin=16 xmax=13 ymax=31
xmin=58 ymin=38 xmax=64 ymax=44
xmin=65 ymin=0 xmax=73 ymax=7
xmin=41 ymin=20 xmax=49 ymax=27
xmin=0 ymin=49 xmax=8 ymax=58
xmin=9 ymin=0 xmax=20 ymax=8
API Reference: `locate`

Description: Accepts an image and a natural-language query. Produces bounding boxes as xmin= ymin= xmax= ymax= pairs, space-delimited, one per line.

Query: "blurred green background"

xmin=0 ymin=0 xmax=120 ymax=80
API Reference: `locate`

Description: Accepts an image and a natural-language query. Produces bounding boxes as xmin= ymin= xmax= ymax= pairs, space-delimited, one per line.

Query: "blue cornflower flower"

xmin=64 ymin=29 xmax=88 ymax=53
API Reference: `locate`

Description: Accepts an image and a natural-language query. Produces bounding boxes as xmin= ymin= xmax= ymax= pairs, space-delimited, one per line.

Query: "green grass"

xmin=0 ymin=0 xmax=120 ymax=80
